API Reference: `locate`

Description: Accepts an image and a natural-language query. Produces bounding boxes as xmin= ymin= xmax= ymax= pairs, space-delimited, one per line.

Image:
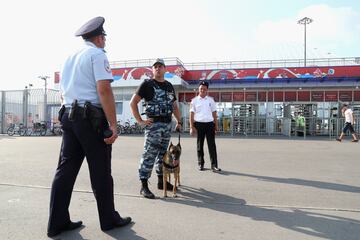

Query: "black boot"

xmin=140 ymin=179 xmax=155 ymax=199
xmin=157 ymin=175 xmax=173 ymax=190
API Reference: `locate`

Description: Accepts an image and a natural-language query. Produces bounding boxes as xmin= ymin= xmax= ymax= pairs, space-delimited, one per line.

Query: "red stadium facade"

xmin=55 ymin=57 xmax=360 ymax=137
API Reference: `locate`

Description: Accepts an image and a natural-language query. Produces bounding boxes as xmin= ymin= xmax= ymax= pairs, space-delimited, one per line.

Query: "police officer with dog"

xmin=130 ymin=58 xmax=182 ymax=199
xmin=47 ymin=16 xmax=131 ymax=237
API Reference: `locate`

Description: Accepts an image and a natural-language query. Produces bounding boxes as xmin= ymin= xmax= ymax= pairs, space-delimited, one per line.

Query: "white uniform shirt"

xmin=60 ymin=41 xmax=113 ymax=107
xmin=344 ymin=108 xmax=353 ymax=123
xmin=190 ymin=95 xmax=217 ymax=122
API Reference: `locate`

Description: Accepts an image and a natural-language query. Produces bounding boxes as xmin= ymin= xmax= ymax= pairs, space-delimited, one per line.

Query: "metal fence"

xmin=182 ymin=116 xmax=360 ymax=139
xmin=2 ymin=88 xmax=359 ymax=139
xmin=0 ymin=89 xmax=61 ymax=134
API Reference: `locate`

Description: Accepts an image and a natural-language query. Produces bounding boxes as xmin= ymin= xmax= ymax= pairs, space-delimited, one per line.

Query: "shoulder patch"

xmin=104 ymin=59 xmax=111 ymax=73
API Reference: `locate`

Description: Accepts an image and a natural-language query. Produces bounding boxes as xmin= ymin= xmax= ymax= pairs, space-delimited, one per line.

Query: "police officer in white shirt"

xmin=336 ymin=104 xmax=359 ymax=142
xmin=190 ymin=81 xmax=221 ymax=172
xmin=47 ymin=16 xmax=131 ymax=237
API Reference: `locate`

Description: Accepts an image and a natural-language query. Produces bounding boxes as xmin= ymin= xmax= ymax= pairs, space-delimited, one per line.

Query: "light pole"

xmin=298 ymin=17 xmax=313 ymax=67
xmin=38 ymin=76 xmax=50 ymax=122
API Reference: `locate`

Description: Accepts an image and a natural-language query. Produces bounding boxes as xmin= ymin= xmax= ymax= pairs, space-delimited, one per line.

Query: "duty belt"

xmin=64 ymin=107 xmax=85 ymax=114
xmin=151 ymin=116 xmax=172 ymax=123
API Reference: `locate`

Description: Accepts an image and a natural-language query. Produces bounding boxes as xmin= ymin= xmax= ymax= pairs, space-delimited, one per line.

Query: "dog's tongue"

xmin=172 ymin=160 xmax=179 ymax=166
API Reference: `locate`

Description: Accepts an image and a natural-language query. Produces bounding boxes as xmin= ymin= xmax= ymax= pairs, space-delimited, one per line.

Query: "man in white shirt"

xmin=190 ymin=81 xmax=221 ymax=172
xmin=336 ymin=104 xmax=358 ymax=142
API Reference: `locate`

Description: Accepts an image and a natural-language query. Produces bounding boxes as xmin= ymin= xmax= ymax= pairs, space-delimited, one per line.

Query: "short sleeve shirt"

xmin=344 ymin=108 xmax=353 ymax=123
xmin=190 ymin=95 xmax=217 ymax=122
xmin=60 ymin=41 xmax=113 ymax=107
xmin=136 ymin=79 xmax=177 ymax=102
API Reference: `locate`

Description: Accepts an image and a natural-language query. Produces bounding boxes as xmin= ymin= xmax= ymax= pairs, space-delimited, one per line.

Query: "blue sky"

xmin=0 ymin=0 xmax=359 ymax=90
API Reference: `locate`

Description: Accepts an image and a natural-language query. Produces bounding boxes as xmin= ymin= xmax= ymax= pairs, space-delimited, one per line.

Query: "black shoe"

xmin=336 ymin=138 xmax=342 ymax=142
xmin=352 ymin=139 xmax=359 ymax=142
xmin=140 ymin=186 xmax=155 ymax=199
xmin=47 ymin=220 xmax=83 ymax=237
xmin=102 ymin=216 xmax=132 ymax=231
xmin=211 ymin=166 xmax=222 ymax=172
xmin=157 ymin=179 xmax=174 ymax=190
xmin=198 ymin=165 xmax=204 ymax=171
xmin=114 ymin=216 xmax=132 ymax=228
xmin=140 ymin=180 xmax=155 ymax=199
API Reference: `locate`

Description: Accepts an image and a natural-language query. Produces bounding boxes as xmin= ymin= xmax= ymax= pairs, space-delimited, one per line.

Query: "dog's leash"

xmin=176 ymin=128 xmax=181 ymax=144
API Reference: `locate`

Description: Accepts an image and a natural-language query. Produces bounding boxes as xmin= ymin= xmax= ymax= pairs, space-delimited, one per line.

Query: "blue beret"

xmin=75 ymin=16 xmax=106 ymax=39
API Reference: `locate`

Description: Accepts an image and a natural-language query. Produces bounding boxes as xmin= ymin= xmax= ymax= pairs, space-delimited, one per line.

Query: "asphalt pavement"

xmin=0 ymin=134 xmax=359 ymax=240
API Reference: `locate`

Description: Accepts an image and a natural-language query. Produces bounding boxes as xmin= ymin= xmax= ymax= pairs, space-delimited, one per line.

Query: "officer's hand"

xmin=141 ymin=118 xmax=153 ymax=126
xmin=175 ymin=122 xmax=182 ymax=132
xmin=104 ymin=125 xmax=118 ymax=145
xmin=214 ymin=125 xmax=219 ymax=134
xmin=190 ymin=127 xmax=196 ymax=136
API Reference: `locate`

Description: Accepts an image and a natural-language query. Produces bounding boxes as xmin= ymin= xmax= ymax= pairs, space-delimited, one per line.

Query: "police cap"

xmin=199 ymin=81 xmax=209 ymax=88
xmin=75 ymin=16 xmax=106 ymax=39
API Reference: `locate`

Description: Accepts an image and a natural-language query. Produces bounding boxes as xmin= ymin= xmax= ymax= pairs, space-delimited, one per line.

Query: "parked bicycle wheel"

xmin=40 ymin=128 xmax=47 ymax=136
xmin=19 ymin=127 xmax=27 ymax=136
xmin=7 ymin=127 xmax=15 ymax=136
xmin=53 ymin=127 xmax=62 ymax=136
xmin=26 ymin=128 xmax=33 ymax=136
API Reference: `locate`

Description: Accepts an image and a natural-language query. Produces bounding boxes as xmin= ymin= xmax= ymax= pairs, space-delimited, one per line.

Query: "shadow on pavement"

xmin=166 ymin=185 xmax=360 ymax=240
xmin=218 ymin=170 xmax=360 ymax=193
xmin=104 ymin=222 xmax=146 ymax=240
xmin=49 ymin=222 xmax=145 ymax=240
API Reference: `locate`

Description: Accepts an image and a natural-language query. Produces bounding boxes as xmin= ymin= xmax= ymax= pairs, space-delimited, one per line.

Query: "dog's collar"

xmin=163 ymin=162 xmax=178 ymax=170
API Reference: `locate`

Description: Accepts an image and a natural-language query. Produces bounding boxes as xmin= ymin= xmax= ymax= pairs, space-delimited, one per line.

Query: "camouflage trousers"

xmin=139 ymin=122 xmax=172 ymax=180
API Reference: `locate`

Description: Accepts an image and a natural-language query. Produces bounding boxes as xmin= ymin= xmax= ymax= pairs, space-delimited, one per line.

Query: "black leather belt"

xmin=152 ymin=116 xmax=172 ymax=123
xmin=64 ymin=107 xmax=85 ymax=114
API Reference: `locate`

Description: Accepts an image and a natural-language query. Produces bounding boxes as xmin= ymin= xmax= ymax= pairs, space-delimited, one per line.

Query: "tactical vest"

xmin=144 ymin=80 xmax=174 ymax=118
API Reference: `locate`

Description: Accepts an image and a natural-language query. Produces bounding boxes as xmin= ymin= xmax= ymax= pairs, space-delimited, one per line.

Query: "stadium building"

xmin=49 ymin=56 xmax=360 ymax=137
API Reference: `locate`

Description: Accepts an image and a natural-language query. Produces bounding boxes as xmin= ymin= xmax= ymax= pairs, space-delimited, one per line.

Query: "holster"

xmin=84 ymin=101 xmax=106 ymax=134
xmin=68 ymin=99 xmax=78 ymax=121
xmin=58 ymin=105 xmax=65 ymax=122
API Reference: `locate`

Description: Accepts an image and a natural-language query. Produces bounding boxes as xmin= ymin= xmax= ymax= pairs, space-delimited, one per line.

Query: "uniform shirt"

xmin=344 ymin=108 xmax=354 ymax=123
xmin=60 ymin=41 xmax=113 ymax=107
xmin=190 ymin=95 xmax=217 ymax=122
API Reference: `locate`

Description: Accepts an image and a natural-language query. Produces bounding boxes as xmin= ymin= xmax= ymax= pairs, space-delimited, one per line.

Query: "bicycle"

xmin=7 ymin=123 xmax=27 ymax=136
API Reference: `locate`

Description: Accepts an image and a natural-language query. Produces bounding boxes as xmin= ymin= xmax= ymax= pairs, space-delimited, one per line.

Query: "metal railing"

xmin=109 ymin=57 xmax=360 ymax=70
xmin=183 ymin=57 xmax=360 ymax=70
xmin=110 ymin=57 xmax=185 ymax=69
xmin=181 ymin=116 xmax=360 ymax=139
xmin=0 ymin=89 xmax=61 ymax=134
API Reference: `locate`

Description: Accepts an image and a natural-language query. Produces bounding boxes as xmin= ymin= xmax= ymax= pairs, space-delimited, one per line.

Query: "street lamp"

xmin=38 ymin=76 xmax=50 ymax=122
xmin=298 ymin=17 xmax=313 ymax=67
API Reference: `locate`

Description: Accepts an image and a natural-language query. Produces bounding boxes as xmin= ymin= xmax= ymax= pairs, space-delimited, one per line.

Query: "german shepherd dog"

xmin=163 ymin=134 xmax=181 ymax=197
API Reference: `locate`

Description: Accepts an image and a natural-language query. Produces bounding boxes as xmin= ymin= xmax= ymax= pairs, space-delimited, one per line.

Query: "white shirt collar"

xmin=198 ymin=95 xmax=208 ymax=100
xmin=84 ymin=41 xmax=106 ymax=52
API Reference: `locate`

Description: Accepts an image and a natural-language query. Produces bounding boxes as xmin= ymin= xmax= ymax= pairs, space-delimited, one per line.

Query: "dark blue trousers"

xmin=47 ymin=112 xmax=121 ymax=231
